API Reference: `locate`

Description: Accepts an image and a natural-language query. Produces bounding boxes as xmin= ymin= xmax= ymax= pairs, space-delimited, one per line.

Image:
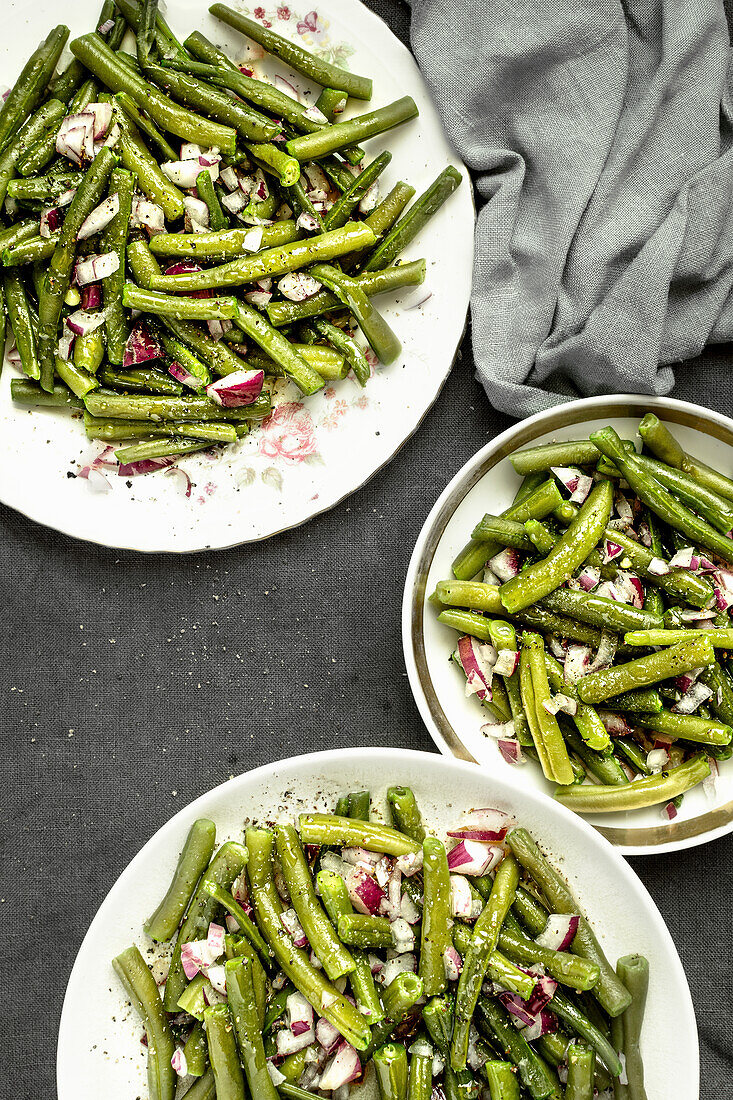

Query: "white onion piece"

xmin=535 ymin=913 xmax=579 ymax=952
xmin=319 ymin=1042 xmax=361 ymax=1091
xmin=278 ymin=271 xmax=322 ymax=301
xmin=447 ymin=840 xmax=502 ymax=876
xmin=450 ymin=874 xmax=474 ymax=919
xmin=74 ymin=251 xmax=120 ymax=285
xmin=77 ymin=192 xmax=119 ymax=239
xmin=161 ymin=158 xmax=204 ymax=187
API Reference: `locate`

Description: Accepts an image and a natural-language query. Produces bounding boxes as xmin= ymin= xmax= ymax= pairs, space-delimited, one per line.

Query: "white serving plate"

xmin=56 ymin=748 xmax=698 ymax=1098
xmin=402 ymin=395 xmax=733 ymax=855
xmin=0 ymin=0 xmax=473 ymax=551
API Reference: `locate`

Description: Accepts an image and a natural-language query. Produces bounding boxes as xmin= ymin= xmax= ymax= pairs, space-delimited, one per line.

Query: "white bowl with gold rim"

xmin=402 ymin=395 xmax=733 ymax=855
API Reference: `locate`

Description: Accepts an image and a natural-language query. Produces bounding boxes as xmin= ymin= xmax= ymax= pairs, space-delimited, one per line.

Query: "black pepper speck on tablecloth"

xmin=0 ymin=3 xmax=730 ymax=1095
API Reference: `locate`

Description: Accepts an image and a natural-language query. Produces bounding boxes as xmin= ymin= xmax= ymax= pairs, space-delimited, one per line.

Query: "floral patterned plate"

xmin=0 ymin=0 xmax=474 ymax=551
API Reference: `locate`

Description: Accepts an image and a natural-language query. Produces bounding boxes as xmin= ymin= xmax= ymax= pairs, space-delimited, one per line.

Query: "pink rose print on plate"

xmin=259 ymin=402 xmax=318 ymax=464
xmin=297 ymin=10 xmax=319 ymax=34
xmin=277 ymin=5 xmax=291 ymax=18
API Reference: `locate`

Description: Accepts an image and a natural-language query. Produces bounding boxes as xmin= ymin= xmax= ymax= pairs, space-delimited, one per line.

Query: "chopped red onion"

xmin=575 ymin=565 xmax=601 ymax=592
xmin=206 ymin=368 xmax=264 ymax=408
xmin=347 ymin=867 xmax=385 ymax=915
xmin=222 ymin=188 xmax=249 ymax=214
xmin=535 ymin=914 xmax=579 ymax=952
xmin=280 ymin=907 xmax=308 ymax=948
xmin=551 ymin=466 xmax=593 ymax=503
xmin=303 ymin=103 xmax=329 ymax=124
xmin=488 ymin=547 xmax=521 ymax=582
xmin=56 ymin=112 xmax=95 ymax=164
xmin=443 ymin=946 xmax=462 ymax=981
xmin=220 ymin=165 xmax=240 ymax=191
xmin=286 ymin=991 xmax=315 ymax=1039
xmin=377 ymin=953 xmax=417 ymax=986
xmin=519 ymin=1008 xmax=558 ymax=1041
xmin=662 ymin=801 xmax=678 ymax=821
xmin=703 ymin=756 xmax=719 ymax=801
xmin=493 ymin=649 xmax=520 ymax=676
xmin=276 ymin=1026 xmax=314 ymax=1057
xmin=316 ymin=1017 xmax=341 ymax=1054
xmin=542 ymin=692 xmax=577 ymax=717
xmin=319 ymin=1043 xmax=361 ymax=1091
xmin=65 ymin=307 xmax=107 ymax=337
xmin=480 ymin=718 xmax=517 ymax=741
xmin=130 ymin=197 xmax=166 ymax=234
xmin=278 ymin=271 xmax=323 ymax=301
xmin=457 ymin=635 xmax=496 ymax=702
xmin=447 ymin=808 xmax=512 ymax=843
xmin=169 ymin=361 xmax=202 ymax=390
xmin=647 ymin=556 xmax=670 ymax=576
xmin=117 ymin=456 xmax=178 ymax=477
xmin=296 ymin=211 xmax=321 ymax=234
xmin=304 ymin=163 xmax=330 ymax=194
xmin=450 ymin=874 xmax=474 ymax=919
xmin=390 ymin=917 xmax=415 ymax=953
xmin=171 ymin=1048 xmax=188 ymax=1077
xmin=123 ymin=322 xmax=162 ymax=366
xmin=342 ymin=847 xmax=381 ymax=868
xmin=587 ymin=632 xmax=617 ymax=673
xmin=242 ymin=226 xmax=264 ymax=252
xmin=162 ymin=158 xmax=205 ymax=188
xmin=447 ymin=840 xmax=502 ymax=876
xmin=602 ymin=539 xmax=624 ymax=564
xmin=40 ymin=203 xmax=66 ymax=237
xmin=395 ymin=850 xmax=423 ymax=877
xmin=184 ymin=195 xmax=210 ymax=232
xmin=498 ymin=739 xmax=526 ymax=765
xmin=400 ymin=890 xmax=421 ymax=925
xmin=668 ymin=547 xmax=698 ymax=570
xmin=81 ymin=285 xmax=102 ymax=310
xmin=646 ymin=747 xmax=669 ymax=773
xmin=97 ymin=17 xmax=115 ymax=32
xmin=564 ymin=644 xmax=592 ymax=684
xmin=74 ymin=251 xmax=120 ymax=285
xmin=671 ymin=681 xmax=713 ymax=714
xmin=597 ymin=710 xmax=633 ymax=736
xmin=245 ymin=289 xmax=272 ymax=307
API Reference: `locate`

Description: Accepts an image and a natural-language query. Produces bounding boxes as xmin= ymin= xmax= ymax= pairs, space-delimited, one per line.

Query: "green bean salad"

xmin=0 ymin=0 xmax=461 ymax=478
xmin=115 ymin=787 xmax=648 ymax=1100
xmin=432 ymin=414 xmax=733 ymax=817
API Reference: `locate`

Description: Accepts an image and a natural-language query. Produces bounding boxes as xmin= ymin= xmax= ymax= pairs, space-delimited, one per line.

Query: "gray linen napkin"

xmin=409 ymin=0 xmax=733 ymax=416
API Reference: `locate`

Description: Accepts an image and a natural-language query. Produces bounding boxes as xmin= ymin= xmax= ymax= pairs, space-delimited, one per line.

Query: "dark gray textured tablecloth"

xmin=0 ymin=3 xmax=730 ymax=1096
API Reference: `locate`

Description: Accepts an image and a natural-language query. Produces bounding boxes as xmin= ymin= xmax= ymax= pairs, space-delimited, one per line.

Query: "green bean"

xmin=548 ymin=991 xmax=620 ymax=1076
xmin=100 ymin=365 xmax=184 ymax=396
xmin=476 ymin=998 xmax=556 ymax=1100
xmin=150 ymin=221 xmax=299 ymax=260
xmin=162 ymin=840 xmax=249 ymax=1011
xmin=149 ymin=223 xmax=375 ymax=292
xmin=275 ymin=822 xmax=355 ymax=979
xmin=626 ymin=627 xmax=733 ymax=648
xmin=522 ymin=633 xmax=575 ymax=784
xmin=113 ymin=945 xmax=176 ymax=1100
xmin=3 ymin=235 xmax=59 ymax=267
xmin=497 ymin=913 xmax=601 ymax=989
xmin=639 ymin=412 xmax=733 ymax=503
xmin=247 ymin=142 xmax=301 ymax=187
xmin=438 ymin=603 xmax=618 ymax=653
xmin=114 ymin=437 xmax=210 ymax=463
xmin=308 ymin=317 xmax=369 ymax=385
xmin=452 ymin=925 xmax=537 ymax=999
xmin=451 ymin=856 xmax=519 ymax=1070
xmin=137 ymin=0 xmax=157 ymax=65
xmin=0 ymin=98 xmax=67 ymax=207
xmin=511 ymin=885 xmax=549 ymax=937
xmin=225 ymin=935 xmax=268 ymax=1025
xmin=250 ymin=343 xmax=347 ymax=381
xmin=591 ymin=426 xmax=733 ymax=564
xmin=500 ymin=481 xmax=613 ymax=613
xmin=145 ymin=63 xmax=280 ymax=144
xmin=562 ymin=725 xmax=628 ymax=786
xmin=541 ymin=589 xmax=662 ymax=633
xmin=0 ymin=25 xmax=69 ymax=153
xmin=286 ymin=97 xmax=417 ymax=161
xmin=114 ymin=0 xmax=187 ymax=58
xmin=453 ymin=479 xmax=563 ymax=581
xmin=543 ymin=653 xmax=610 ymax=751
xmin=418 ymin=837 xmax=451 ymax=996
xmin=507 ymin=828 xmax=631 ymax=1016
xmin=613 ymin=738 xmax=651 ymax=776
xmin=17 ymin=77 xmax=96 ymax=177
xmin=576 ymin=635 xmax=715 ymax=704
xmin=109 ymin=94 xmax=175 ymax=162
xmin=363 ymin=167 xmax=462 ymax=271
xmin=266 ymin=260 xmax=426 ymax=327
xmin=408 ymin=1044 xmax=433 ymax=1100
xmin=486 ymin=621 xmax=532 ymax=746
xmin=510 ymin=441 xmax=602 ymax=474
xmin=386 ymin=786 xmax=426 ymax=842
xmin=163 ymin=315 xmax=252 ymax=378
xmin=245 ymin=826 xmax=371 ymax=1049
xmin=48 ymin=57 xmax=86 ymax=105
xmin=195 ymin=168 xmax=228 ymax=231
xmin=37 ymin=146 xmax=116 ymax=390
xmin=338 ymin=912 xmax=393 ymax=949
xmin=633 ymin=455 xmax=733 ymax=534
xmin=4 ymin=271 xmax=39 ymax=380
xmin=700 ymin=662 xmax=733 ymax=726
xmin=313 ymin=87 xmax=364 ymax=164
xmin=597 ymin=527 xmax=713 ymax=609
xmin=226 ymin=956 xmax=279 ymax=1100
xmin=11 ymin=379 xmax=81 ymax=407
xmin=565 ymin=1043 xmax=595 ymax=1100
xmin=483 ymin=1060 xmax=520 ymax=1100
xmin=182 ymin=1019 xmax=207 ymax=1078
xmin=421 ymin=995 xmax=453 ymax=1055
xmin=98 ymin=166 xmax=134 ymax=364
xmin=344 ymin=790 xmax=369 ymax=820
xmin=122 ymin=284 xmax=236 ymax=321
xmin=113 ymin=111 xmax=186 ymax=222
xmin=323 ymin=152 xmax=392 ymax=230
xmin=183 ymin=1067 xmax=216 ymax=1100
xmin=365 ymin=971 xmax=424 ymax=1057
xmin=374 ymin=1043 xmax=408 ymax=1100
xmin=70 ymin=34 xmax=238 ymax=153
xmin=205 ymin=1004 xmax=247 ymax=1100
xmin=0 ymin=220 xmax=39 ymax=254
xmin=145 ymin=819 xmax=216 ymax=942
xmin=615 ymin=956 xmax=649 ymax=1100
xmin=606 ymin=688 xmax=663 ymax=713
xmin=630 ymin=709 xmax=732 ymax=745
xmin=316 ymin=869 xmax=385 ymax=1023
xmin=556 ymin=752 xmax=710 ymax=810
xmin=299 ymin=813 xmax=420 ymax=855
xmin=307 ymin=261 xmax=400 ymax=364
xmin=209 ymin=4 xmax=373 ymax=100
xmin=470 ymin=516 xmax=535 ymax=551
